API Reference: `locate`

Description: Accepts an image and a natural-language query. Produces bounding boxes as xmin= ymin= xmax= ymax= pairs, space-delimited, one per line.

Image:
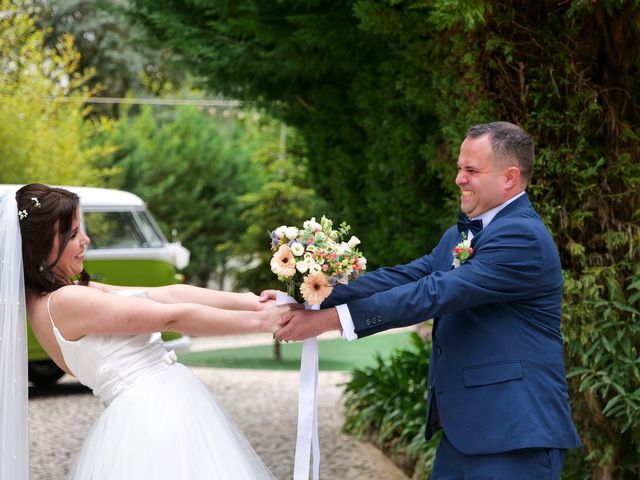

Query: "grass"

xmin=178 ymin=332 xmax=413 ymax=371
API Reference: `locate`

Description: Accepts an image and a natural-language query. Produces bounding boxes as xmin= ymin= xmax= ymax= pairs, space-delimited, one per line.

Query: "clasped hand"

xmin=258 ymin=289 xmax=341 ymax=342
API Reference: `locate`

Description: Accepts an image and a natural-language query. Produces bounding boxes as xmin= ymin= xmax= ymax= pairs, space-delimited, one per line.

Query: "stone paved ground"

xmin=29 ymin=367 xmax=409 ymax=480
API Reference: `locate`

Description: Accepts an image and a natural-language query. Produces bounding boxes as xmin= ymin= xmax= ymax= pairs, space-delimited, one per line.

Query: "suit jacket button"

xmin=437 ymin=346 xmax=442 ymax=356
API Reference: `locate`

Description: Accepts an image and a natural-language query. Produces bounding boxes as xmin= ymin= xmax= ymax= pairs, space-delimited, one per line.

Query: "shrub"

xmin=342 ymin=332 xmax=438 ymax=479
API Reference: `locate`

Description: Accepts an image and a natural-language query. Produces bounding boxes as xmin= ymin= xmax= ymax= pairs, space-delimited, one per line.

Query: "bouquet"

xmin=269 ymin=216 xmax=366 ymax=305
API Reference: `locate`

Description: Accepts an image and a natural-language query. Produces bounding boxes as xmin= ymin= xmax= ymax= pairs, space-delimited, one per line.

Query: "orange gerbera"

xmin=300 ymin=273 xmax=333 ymax=305
xmin=270 ymin=244 xmax=296 ymax=277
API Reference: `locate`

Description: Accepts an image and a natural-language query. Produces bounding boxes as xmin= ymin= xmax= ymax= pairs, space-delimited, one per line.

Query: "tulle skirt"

xmin=68 ymin=364 xmax=274 ymax=479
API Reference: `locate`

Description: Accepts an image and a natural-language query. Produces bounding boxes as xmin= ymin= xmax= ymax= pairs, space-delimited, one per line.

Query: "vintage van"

xmin=0 ymin=185 xmax=191 ymax=385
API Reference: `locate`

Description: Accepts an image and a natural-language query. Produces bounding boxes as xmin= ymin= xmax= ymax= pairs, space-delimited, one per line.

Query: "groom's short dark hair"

xmin=467 ymin=122 xmax=534 ymax=185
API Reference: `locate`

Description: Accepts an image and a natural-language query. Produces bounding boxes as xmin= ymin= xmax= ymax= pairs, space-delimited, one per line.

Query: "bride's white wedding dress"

xmin=48 ymin=290 xmax=274 ymax=480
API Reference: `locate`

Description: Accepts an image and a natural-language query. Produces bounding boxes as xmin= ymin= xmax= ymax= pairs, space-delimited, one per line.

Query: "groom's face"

xmin=455 ymin=134 xmax=508 ymax=218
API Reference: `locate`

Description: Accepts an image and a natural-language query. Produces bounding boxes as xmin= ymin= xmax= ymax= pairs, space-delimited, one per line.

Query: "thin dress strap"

xmin=46 ymin=291 xmax=58 ymax=329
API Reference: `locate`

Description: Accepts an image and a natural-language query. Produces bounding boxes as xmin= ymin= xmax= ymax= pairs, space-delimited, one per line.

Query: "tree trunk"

xmin=273 ymin=338 xmax=281 ymax=361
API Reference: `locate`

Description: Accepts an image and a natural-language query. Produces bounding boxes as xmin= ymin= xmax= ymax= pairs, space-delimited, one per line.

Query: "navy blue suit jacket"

xmin=323 ymin=193 xmax=581 ymax=454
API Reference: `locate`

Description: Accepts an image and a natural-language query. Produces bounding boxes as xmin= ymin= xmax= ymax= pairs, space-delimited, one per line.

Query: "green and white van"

xmin=1 ymin=185 xmax=191 ymax=385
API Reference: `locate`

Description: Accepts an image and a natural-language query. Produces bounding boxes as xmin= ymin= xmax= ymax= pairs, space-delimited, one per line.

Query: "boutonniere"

xmin=452 ymin=235 xmax=473 ymax=268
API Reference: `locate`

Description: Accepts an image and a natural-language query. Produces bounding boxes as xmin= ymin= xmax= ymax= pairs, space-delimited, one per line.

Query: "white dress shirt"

xmin=337 ymin=192 xmax=526 ymax=340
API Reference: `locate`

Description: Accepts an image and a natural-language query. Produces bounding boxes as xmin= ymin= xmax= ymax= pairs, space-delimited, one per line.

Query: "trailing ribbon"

xmin=276 ymin=291 xmax=320 ymax=480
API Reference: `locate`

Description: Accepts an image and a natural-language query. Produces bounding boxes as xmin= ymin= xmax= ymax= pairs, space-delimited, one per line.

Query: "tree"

xmin=102 ymin=104 xmax=259 ymax=286
xmin=232 ymin=118 xmax=327 ymax=292
xmin=127 ymin=0 xmax=451 ymax=268
xmin=31 ymin=0 xmax=185 ymax=116
xmin=0 ymin=0 xmax=115 ymax=185
xmin=229 ymin=116 xmax=326 ymax=361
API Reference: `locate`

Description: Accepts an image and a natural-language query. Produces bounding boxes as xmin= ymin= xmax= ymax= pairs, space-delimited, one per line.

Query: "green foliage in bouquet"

xmin=343 ymin=333 xmax=438 ymax=479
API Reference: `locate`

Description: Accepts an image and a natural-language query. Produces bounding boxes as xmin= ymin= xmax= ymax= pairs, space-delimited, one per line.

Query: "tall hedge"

xmin=128 ymin=1 xmax=640 ymax=477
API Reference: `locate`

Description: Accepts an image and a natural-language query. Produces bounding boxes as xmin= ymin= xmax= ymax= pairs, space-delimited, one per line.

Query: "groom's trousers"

xmin=431 ymin=433 xmax=566 ymax=480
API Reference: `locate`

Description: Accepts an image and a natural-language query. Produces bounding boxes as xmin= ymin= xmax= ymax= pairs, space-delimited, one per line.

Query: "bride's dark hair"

xmin=16 ymin=183 xmax=90 ymax=295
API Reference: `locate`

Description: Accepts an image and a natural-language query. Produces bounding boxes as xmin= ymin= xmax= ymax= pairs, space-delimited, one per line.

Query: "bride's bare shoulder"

xmin=51 ymin=284 xmax=108 ymax=305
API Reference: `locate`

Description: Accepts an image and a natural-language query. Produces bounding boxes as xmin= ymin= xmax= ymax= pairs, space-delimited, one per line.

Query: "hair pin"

xmin=18 ymin=197 xmax=41 ymax=221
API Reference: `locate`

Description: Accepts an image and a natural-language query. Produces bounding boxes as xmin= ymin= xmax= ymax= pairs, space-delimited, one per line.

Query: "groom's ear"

xmin=503 ymin=166 xmax=521 ymax=190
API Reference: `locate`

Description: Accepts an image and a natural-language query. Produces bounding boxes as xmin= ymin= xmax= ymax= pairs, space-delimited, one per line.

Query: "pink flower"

xmin=270 ymin=245 xmax=296 ymax=277
xmin=300 ymin=273 xmax=333 ymax=305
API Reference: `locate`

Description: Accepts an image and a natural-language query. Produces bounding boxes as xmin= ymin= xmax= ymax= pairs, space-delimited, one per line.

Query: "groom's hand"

xmin=275 ymin=308 xmax=341 ymax=341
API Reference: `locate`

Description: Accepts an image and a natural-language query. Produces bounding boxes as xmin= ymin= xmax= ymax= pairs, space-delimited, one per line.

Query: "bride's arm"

xmin=148 ymin=284 xmax=263 ymax=310
xmin=89 ymin=281 xmax=264 ymax=311
xmin=52 ymin=285 xmax=288 ymax=339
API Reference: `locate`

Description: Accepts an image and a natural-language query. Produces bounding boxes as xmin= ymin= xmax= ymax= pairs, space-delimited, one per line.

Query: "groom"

xmin=271 ymin=121 xmax=582 ymax=479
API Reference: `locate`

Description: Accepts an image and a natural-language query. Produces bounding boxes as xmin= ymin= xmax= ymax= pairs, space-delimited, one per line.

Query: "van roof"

xmin=0 ymin=184 xmax=145 ymax=208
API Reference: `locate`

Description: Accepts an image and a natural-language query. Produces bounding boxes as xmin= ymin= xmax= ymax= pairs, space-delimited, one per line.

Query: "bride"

xmin=0 ymin=183 xmax=290 ymax=479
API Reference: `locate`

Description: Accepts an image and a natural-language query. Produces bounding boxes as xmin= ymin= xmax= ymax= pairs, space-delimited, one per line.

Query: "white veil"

xmin=0 ymin=189 xmax=29 ymax=479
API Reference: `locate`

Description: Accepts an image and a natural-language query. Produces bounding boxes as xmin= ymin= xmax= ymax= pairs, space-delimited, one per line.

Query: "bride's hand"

xmin=260 ymin=304 xmax=302 ymax=333
xmin=258 ymin=289 xmax=277 ymax=303
xmin=255 ymin=296 xmax=276 ymax=311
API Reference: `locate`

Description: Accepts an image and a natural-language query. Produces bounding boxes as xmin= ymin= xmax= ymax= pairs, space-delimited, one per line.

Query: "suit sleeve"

xmin=322 ymin=228 xmax=457 ymax=308
xmin=348 ymin=223 xmax=553 ymax=337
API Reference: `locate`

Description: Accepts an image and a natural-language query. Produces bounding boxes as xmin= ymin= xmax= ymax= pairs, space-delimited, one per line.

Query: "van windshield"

xmin=84 ymin=211 xmax=164 ymax=249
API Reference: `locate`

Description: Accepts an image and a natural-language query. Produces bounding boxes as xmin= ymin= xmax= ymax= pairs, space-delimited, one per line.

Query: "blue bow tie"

xmin=457 ymin=212 xmax=483 ymax=235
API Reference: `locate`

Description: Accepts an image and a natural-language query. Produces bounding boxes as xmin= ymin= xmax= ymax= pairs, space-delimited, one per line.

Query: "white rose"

xmin=315 ymin=231 xmax=326 ymax=241
xmin=357 ymin=257 xmax=367 ymax=270
xmin=347 ymin=236 xmax=361 ymax=249
xmin=290 ymin=242 xmax=305 ymax=256
xmin=285 ymin=227 xmax=299 ymax=240
xmin=275 ymin=226 xmax=287 ymax=237
xmin=296 ymin=260 xmax=309 ymax=273
xmin=303 ymin=218 xmax=322 ymax=232
xmin=337 ymin=242 xmax=350 ymax=254
xmin=309 ymin=263 xmax=322 ymax=274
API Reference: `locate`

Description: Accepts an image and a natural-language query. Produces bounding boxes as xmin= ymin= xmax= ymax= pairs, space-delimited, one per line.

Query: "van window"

xmin=131 ymin=211 xmax=165 ymax=247
xmin=84 ymin=211 xmax=163 ymax=249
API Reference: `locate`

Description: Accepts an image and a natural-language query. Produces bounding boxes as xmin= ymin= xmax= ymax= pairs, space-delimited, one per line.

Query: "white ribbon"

xmin=276 ymin=291 xmax=320 ymax=480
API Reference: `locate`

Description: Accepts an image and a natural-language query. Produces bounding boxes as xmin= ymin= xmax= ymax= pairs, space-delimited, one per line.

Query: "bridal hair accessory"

xmin=18 ymin=197 xmax=41 ymax=220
